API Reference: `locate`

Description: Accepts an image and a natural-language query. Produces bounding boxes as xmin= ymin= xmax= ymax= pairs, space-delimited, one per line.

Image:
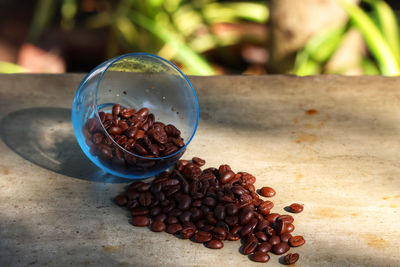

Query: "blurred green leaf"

xmin=61 ymin=0 xmax=77 ymax=30
xmin=361 ymin=57 xmax=380 ymax=75
xmin=29 ymin=0 xmax=57 ymax=42
xmin=304 ymin=26 xmax=346 ymax=63
xmin=338 ymin=0 xmax=399 ymax=76
xmin=294 ymin=26 xmax=345 ymax=75
xmin=130 ymin=11 xmax=216 ymax=75
xmin=370 ymin=0 xmax=400 ymax=64
xmin=0 ymin=62 xmax=27 ymax=73
xmin=203 ymin=2 xmax=269 ymax=24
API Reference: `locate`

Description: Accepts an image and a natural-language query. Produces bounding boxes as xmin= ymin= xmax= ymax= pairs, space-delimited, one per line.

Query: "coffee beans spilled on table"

xmin=114 ymin=157 xmax=305 ymax=264
xmin=84 ymin=104 xmax=185 ymax=173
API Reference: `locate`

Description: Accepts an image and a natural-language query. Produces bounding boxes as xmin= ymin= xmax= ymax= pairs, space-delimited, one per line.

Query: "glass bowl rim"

xmin=92 ymin=52 xmax=199 ymax=160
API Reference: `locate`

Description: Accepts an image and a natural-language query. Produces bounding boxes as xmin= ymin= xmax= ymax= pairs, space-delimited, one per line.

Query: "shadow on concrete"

xmin=0 ymin=107 xmax=128 ymax=183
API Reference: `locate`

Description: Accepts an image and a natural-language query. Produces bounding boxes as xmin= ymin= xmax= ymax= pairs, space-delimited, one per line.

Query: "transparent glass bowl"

xmin=72 ymin=53 xmax=199 ymax=179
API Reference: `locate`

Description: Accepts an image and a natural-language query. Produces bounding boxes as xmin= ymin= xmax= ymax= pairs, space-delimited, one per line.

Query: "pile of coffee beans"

xmin=84 ymin=104 xmax=185 ymax=172
xmin=115 ymin=157 xmax=305 ymax=265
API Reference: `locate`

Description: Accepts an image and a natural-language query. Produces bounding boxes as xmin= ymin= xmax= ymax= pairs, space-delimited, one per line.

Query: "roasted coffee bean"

xmin=212 ymin=227 xmax=226 ymax=240
xmin=240 ymin=218 xmax=258 ymax=237
xmin=195 ymin=231 xmax=212 ymax=243
xmin=265 ymin=226 xmax=276 ymax=237
xmin=176 ymin=194 xmax=192 ymax=210
xmin=132 ymin=216 xmax=150 ymax=227
xmin=203 ymin=197 xmax=217 ymax=207
xmin=127 ymin=200 xmax=139 ymax=209
xmin=225 ymin=203 xmax=239 ymax=216
xmin=134 ymin=129 xmax=146 ymax=140
xmin=220 ymin=170 xmax=235 ymax=184
xmin=250 ymin=251 xmax=270 ymax=263
xmin=289 ymin=203 xmax=304 ymax=213
xmin=190 ymin=208 xmax=202 ymax=221
xmin=255 ymin=231 xmax=268 ymax=242
xmin=92 ymin=132 xmax=103 ymax=145
xmin=284 ymin=253 xmax=299 ymax=265
xmin=125 ymin=126 xmax=138 ymax=139
xmin=180 ymin=222 xmax=196 ymax=239
xmin=214 ymin=205 xmax=226 ymax=220
xmin=206 ymin=239 xmax=224 ymax=249
xmin=256 ymin=242 xmax=272 ymax=253
xmin=150 ymin=207 xmax=162 ymax=217
xmin=231 ymin=225 xmax=242 ymax=235
xmin=166 ymin=223 xmax=182 ymax=234
xmin=277 ymin=215 xmax=294 ymax=224
xmin=151 ymin=129 xmax=168 ymax=144
xmin=136 ymin=107 xmax=149 ymax=118
xmin=275 ymin=219 xmax=288 ymax=235
xmin=179 ymin=211 xmax=191 ymax=223
xmin=137 ymin=183 xmax=151 ymax=192
xmin=242 ymin=237 xmax=258 ymax=255
xmin=130 ymin=207 xmax=149 ymax=216
xmin=239 ymin=207 xmax=254 ymax=225
xmin=287 ymin=223 xmax=295 ymax=233
xmin=289 ymin=235 xmax=305 ymax=247
xmin=202 ymin=224 xmax=215 ymax=232
xmin=98 ymin=144 xmax=113 ymax=160
xmin=226 ymin=232 xmax=240 ymax=241
xmin=192 ymin=199 xmax=202 ymax=208
xmin=155 ymin=214 xmax=167 ymax=222
xmin=166 ymin=216 xmax=179 ymax=225
xmin=112 ymin=104 xmax=122 ymax=116
xmin=114 ymin=194 xmax=128 ymax=206
xmin=269 ymin=235 xmax=280 ymax=246
xmin=99 ymin=111 xmax=106 ymax=123
xmin=218 ymin=164 xmax=231 ymax=175
xmin=108 ymin=126 xmax=123 ymax=136
xmin=224 ymin=216 xmax=238 ymax=226
xmin=139 ymin=192 xmax=152 ymax=207
xmin=164 ymin=124 xmax=180 ymax=137
xmin=280 ymin=233 xmax=292 ymax=243
xmin=266 ymin=213 xmax=280 ymax=223
xmin=151 ymin=220 xmax=166 ymax=232
xmin=205 ymin=212 xmax=217 ymax=225
xmin=272 ymin=242 xmax=290 ymax=255
xmin=259 ymin=186 xmax=276 ymax=197
xmin=192 ymin=157 xmax=205 ymax=167
xmin=256 ymin=219 xmax=270 ymax=231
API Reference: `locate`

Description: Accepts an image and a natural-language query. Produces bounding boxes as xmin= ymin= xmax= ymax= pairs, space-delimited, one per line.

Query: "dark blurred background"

xmin=1 ymin=0 xmax=400 ymax=75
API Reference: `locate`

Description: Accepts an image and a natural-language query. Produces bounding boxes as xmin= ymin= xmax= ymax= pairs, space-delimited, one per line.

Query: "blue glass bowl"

xmin=72 ymin=53 xmax=199 ymax=179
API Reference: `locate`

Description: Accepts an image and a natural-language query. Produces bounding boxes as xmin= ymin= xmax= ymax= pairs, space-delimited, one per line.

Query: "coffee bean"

xmin=214 ymin=205 xmax=226 ymax=220
xmin=259 ymin=187 xmax=276 ymax=197
xmin=155 ymin=214 xmax=167 ymax=222
xmin=151 ymin=220 xmax=166 ymax=232
xmin=255 ymin=231 xmax=268 ymax=242
xmin=250 ymin=251 xmax=270 ymax=263
xmin=287 ymin=223 xmax=295 ymax=233
xmin=278 ymin=215 xmax=294 ymax=224
xmin=212 ymin=227 xmax=226 ymax=240
xmin=112 ymin=104 xmax=121 ymax=117
xmin=265 ymin=213 xmax=279 ymax=223
xmin=280 ymin=233 xmax=292 ymax=243
xmin=114 ymin=195 xmax=127 ymax=206
xmin=239 ymin=207 xmax=254 ymax=225
xmin=195 ymin=231 xmax=212 ymax=243
xmin=176 ymin=194 xmax=192 ymax=210
xmin=166 ymin=223 xmax=182 ymax=234
xmin=256 ymin=242 xmax=272 ymax=253
xmin=206 ymin=239 xmax=224 ymax=249
xmin=289 ymin=235 xmax=305 ymax=247
xmin=271 ymin=242 xmax=289 ymax=255
xmin=203 ymin=197 xmax=217 ymax=207
xmin=284 ymin=253 xmax=299 ymax=265
xmin=132 ymin=216 xmax=150 ymax=227
xmin=166 ymin=216 xmax=179 ymax=225
xmin=269 ymin=235 xmax=280 ymax=246
xmin=220 ymin=170 xmax=235 ymax=184
xmin=225 ymin=203 xmax=238 ymax=216
xmin=130 ymin=207 xmax=149 ymax=216
xmin=242 ymin=237 xmax=258 ymax=255
xmin=289 ymin=203 xmax=304 ymax=213
xmin=180 ymin=222 xmax=196 ymax=239
xmin=256 ymin=219 xmax=269 ymax=231
xmin=192 ymin=157 xmax=205 ymax=167
xmin=275 ymin=219 xmax=288 ymax=235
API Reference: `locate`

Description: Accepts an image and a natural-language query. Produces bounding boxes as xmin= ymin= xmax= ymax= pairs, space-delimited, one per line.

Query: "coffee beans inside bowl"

xmin=84 ymin=104 xmax=185 ymax=173
xmin=115 ymin=157 xmax=305 ymax=265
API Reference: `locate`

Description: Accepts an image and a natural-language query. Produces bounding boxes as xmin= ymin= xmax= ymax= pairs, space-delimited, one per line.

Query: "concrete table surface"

xmin=0 ymin=74 xmax=399 ymax=266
